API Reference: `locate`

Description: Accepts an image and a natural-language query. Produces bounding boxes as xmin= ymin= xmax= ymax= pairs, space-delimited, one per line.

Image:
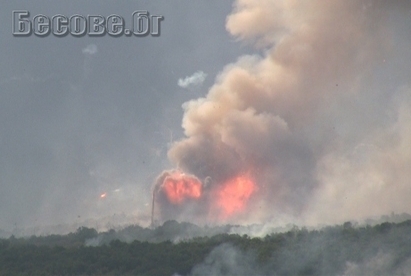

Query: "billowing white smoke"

xmin=155 ymin=0 xmax=411 ymax=225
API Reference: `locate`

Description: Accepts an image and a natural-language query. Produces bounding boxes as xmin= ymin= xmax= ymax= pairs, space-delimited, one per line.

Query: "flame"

xmin=100 ymin=192 xmax=107 ymax=198
xmin=162 ymin=171 xmax=202 ymax=204
xmin=215 ymin=173 xmax=256 ymax=218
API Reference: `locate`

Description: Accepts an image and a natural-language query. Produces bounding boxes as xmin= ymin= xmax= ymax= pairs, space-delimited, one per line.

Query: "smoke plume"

xmin=178 ymin=71 xmax=207 ymax=89
xmin=154 ymin=0 xmax=411 ymax=225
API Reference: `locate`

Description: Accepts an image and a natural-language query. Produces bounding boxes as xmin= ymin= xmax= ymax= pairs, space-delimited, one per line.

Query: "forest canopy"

xmin=1 ymin=219 xmax=411 ymax=275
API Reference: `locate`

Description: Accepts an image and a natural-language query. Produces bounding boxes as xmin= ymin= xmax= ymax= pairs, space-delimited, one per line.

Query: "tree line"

xmin=1 ymin=220 xmax=411 ymax=275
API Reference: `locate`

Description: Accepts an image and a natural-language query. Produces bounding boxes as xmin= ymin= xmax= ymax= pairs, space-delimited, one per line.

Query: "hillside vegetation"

xmin=1 ymin=220 xmax=411 ymax=275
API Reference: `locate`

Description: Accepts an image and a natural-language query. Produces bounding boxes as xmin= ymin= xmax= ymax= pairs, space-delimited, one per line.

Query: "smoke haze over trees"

xmin=2 ymin=219 xmax=411 ymax=275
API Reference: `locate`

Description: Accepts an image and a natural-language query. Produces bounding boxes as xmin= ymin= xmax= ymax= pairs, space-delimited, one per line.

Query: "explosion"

xmin=214 ymin=174 xmax=256 ymax=219
xmin=152 ymin=0 xmax=408 ymax=225
xmin=152 ymin=170 xmax=206 ymax=224
xmin=153 ymin=170 xmax=258 ymax=223
xmin=162 ymin=171 xmax=202 ymax=204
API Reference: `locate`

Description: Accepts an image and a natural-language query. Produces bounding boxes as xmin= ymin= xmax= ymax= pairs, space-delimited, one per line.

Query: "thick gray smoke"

xmin=342 ymin=252 xmax=411 ymax=276
xmin=190 ymin=244 xmax=263 ymax=276
xmin=189 ymin=230 xmax=411 ymax=276
xmin=155 ymin=0 xmax=411 ymax=225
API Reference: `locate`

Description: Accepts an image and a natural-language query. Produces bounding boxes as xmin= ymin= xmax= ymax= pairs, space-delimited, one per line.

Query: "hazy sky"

xmin=2 ymin=1 xmax=411 ymax=233
xmin=0 ymin=0 xmax=250 ymax=231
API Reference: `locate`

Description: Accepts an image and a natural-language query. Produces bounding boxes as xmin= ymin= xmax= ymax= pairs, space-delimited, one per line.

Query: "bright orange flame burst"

xmin=216 ymin=174 xmax=256 ymax=218
xmin=162 ymin=172 xmax=202 ymax=204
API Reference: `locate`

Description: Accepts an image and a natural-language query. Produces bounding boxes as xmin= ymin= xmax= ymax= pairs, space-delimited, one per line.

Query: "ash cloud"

xmin=156 ymin=0 xmax=411 ymax=224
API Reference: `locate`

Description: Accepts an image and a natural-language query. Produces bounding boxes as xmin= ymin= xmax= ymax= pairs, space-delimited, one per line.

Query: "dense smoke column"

xmin=166 ymin=0 xmax=386 ymax=221
xmin=154 ymin=1 xmax=411 ymax=224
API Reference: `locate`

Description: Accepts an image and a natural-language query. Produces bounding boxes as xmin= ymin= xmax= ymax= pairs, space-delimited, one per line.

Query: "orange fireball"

xmin=162 ymin=171 xmax=202 ymax=204
xmin=215 ymin=173 xmax=256 ymax=218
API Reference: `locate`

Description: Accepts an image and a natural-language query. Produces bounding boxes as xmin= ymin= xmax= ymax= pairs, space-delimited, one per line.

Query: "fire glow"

xmin=214 ymin=174 xmax=256 ymax=218
xmin=153 ymin=169 xmax=258 ymax=223
xmin=162 ymin=171 xmax=202 ymax=204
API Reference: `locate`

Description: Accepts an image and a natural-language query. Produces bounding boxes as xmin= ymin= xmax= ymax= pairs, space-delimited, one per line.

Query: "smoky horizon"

xmin=1 ymin=0 xmax=411 ymax=236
